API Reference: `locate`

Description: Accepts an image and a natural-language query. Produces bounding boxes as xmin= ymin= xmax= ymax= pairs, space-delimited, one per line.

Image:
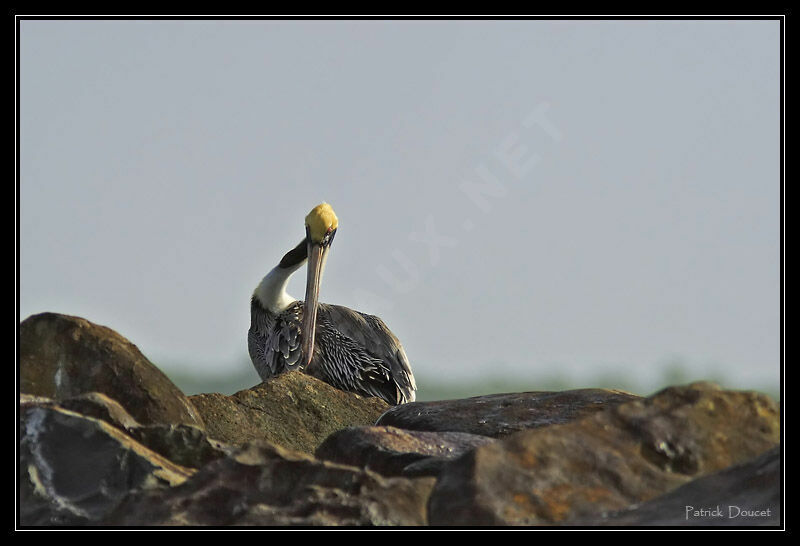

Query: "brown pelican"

xmin=248 ymin=203 xmax=416 ymax=405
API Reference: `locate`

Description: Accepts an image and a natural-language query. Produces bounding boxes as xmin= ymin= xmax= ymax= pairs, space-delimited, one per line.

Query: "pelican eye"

xmin=320 ymin=227 xmax=337 ymax=247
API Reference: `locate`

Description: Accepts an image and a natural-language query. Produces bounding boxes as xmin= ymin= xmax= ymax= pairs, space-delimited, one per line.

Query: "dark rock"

xmin=189 ymin=371 xmax=389 ymax=454
xmin=376 ymin=388 xmax=640 ymax=438
xmin=21 ymin=392 xmax=141 ymax=432
xmin=18 ymin=311 xmax=782 ymax=527
xmin=316 ymin=426 xmax=494 ymax=477
xmin=401 ymin=457 xmax=453 ymax=478
xmin=105 ymin=442 xmax=435 ymax=526
xmin=127 ymin=424 xmax=233 ymax=469
xmin=19 ymin=393 xmax=227 ymax=470
xmin=20 ymin=405 xmax=194 ymax=526
xmin=572 ymin=446 xmax=780 ymax=526
xmin=19 ymin=313 xmax=203 ymax=428
xmin=428 ymin=382 xmax=780 ymax=526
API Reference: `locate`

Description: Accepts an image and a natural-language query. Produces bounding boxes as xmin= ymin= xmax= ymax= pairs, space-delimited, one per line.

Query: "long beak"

xmin=302 ymin=240 xmax=329 ymax=367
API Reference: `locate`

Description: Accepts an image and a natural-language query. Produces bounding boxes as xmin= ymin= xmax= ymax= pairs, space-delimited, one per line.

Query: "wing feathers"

xmin=249 ymin=298 xmax=416 ymax=405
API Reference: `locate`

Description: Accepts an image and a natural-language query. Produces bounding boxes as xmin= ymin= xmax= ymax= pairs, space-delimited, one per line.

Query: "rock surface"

xmin=20 ymin=313 xmax=203 ymax=428
xmin=126 ymin=424 xmax=232 ymax=469
xmin=376 ymin=388 xmax=640 ymax=438
xmin=572 ymin=446 xmax=780 ymax=526
xmin=18 ymin=312 xmax=783 ymax=528
xmin=316 ymin=426 xmax=495 ymax=477
xmin=21 ymin=392 xmax=141 ymax=431
xmin=19 ymin=393 xmax=228 ymax=470
xmin=189 ymin=371 xmax=389 ymax=454
xmin=20 ymin=405 xmax=194 ymax=526
xmin=428 ymin=382 xmax=780 ymax=526
xmin=105 ymin=442 xmax=435 ymax=526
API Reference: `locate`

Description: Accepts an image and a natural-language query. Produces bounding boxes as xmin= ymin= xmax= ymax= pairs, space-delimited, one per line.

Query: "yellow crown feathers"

xmin=305 ymin=203 xmax=339 ymax=242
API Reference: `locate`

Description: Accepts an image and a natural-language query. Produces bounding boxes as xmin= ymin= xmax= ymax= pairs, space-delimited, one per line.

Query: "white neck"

xmin=254 ymin=260 xmax=305 ymax=314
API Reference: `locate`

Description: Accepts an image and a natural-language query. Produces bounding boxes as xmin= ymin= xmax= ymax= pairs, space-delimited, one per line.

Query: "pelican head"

xmin=302 ymin=203 xmax=338 ymax=366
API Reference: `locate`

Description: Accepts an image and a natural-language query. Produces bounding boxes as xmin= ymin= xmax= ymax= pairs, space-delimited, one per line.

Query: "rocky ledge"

xmin=18 ymin=312 xmax=781 ymax=527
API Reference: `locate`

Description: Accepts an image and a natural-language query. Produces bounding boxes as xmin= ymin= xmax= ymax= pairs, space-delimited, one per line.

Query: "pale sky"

xmin=19 ymin=19 xmax=781 ymax=395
